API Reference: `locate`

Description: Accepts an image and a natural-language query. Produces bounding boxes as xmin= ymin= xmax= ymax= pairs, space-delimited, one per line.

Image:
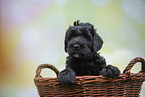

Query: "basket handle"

xmin=35 ymin=64 xmax=60 ymax=78
xmin=123 ymin=57 xmax=145 ymax=75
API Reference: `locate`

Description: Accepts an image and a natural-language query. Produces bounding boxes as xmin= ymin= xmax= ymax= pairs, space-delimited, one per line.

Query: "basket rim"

xmin=34 ymin=73 xmax=145 ymax=85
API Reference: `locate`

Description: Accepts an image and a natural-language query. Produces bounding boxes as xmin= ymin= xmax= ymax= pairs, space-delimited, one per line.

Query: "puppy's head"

xmin=65 ymin=20 xmax=103 ymax=59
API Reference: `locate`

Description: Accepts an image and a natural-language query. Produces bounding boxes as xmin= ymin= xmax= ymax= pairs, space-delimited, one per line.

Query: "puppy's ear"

xmin=93 ymin=30 xmax=103 ymax=53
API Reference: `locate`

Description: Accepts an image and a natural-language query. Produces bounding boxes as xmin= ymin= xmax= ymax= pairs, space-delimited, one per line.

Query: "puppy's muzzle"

xmin=73 ymin=44 xmax=80 ymax=50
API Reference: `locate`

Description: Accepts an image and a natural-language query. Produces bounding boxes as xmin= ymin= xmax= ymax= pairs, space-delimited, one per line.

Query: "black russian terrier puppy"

xmin=58 ymin=21 xmax=120 ymax=85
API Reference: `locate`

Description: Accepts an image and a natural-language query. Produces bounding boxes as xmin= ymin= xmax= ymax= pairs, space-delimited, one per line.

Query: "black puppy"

xmin=58 ymin=21 xmax=120 ymax=85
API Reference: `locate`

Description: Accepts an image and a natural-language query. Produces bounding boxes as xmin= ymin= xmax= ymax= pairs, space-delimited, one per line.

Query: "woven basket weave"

xmin=34 ymin=57 xmax=145 ymax=97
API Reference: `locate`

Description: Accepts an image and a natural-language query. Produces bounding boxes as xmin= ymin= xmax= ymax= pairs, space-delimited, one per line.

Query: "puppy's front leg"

xmin=57 ymin=68 xmax=76 ymax=85
xmin=100 ymin=65 xmax=120 ymax=78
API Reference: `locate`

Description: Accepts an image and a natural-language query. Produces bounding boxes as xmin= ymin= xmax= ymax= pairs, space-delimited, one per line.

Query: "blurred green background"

xmin=1 ymin=0 xmax=145 ymax=97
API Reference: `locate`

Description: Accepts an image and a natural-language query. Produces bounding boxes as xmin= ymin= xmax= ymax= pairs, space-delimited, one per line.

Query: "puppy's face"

xmin=65 ymin=22 xmax=103 ymax=60
xmin=66 ymin=26 xmax=93 ymax=59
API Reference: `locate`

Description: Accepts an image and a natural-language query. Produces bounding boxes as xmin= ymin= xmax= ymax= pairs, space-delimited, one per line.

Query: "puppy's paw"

xmin=57 ymin=68 xmax=76 ymax=85
xmin=100 ymin=65 xmax=120 ymax=78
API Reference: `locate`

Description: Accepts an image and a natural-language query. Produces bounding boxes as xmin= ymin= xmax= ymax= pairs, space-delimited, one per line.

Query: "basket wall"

xmin=34 ymin=75 xmax=144 ymax=97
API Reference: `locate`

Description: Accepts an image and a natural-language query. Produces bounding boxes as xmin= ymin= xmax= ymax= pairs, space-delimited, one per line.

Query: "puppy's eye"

xmin=83 ymin=33 xmax=92 ymax=41
xmin=80 ymin=29 xmax=92 ymax=40
xmin=67 ymin=32 xmax=74 ymax=40
xmin=84 ymin=35 xmax=91 ymax=40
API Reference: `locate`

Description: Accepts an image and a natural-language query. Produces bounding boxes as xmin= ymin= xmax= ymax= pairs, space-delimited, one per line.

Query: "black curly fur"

xmin=57 ymin=21 xmax=120 ymax=85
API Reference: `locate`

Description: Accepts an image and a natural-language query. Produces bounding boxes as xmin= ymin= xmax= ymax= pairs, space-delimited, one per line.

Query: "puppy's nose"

xmin=73 ymin=44 xmax=80 ymax=50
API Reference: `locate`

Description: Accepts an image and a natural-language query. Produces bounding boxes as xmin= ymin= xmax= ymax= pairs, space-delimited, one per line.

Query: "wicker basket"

xmin=34 ymin=57 xmax=145 ymax=97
